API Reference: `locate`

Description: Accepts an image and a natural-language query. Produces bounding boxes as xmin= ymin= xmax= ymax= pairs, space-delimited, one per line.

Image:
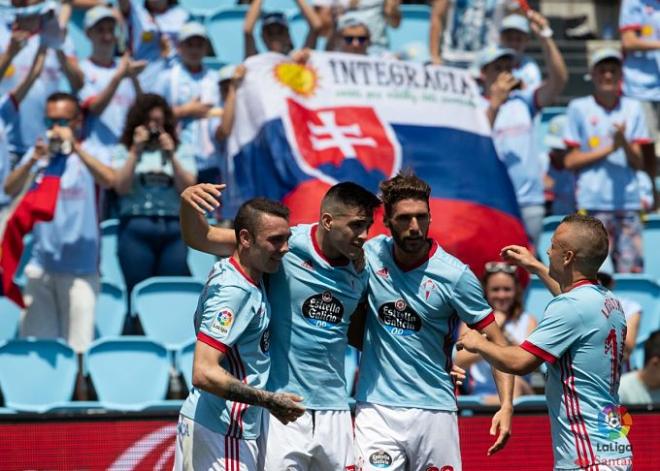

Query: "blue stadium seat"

xmin=611 ymin=274 xmax=660 ymax=369
xmin=533 ymin=106 xmax=567 ymax=154
xmin=202 ymin=56 xmax=227 ymax=71
xmin=642 ymin=214 xmax=660 ymax=282
xmin=95 ymin=282 xmax=127 ymax=339
xmin=388 ymin=5 xmax=431 ymax=62
xmin=84 ymin=337 xmax=171 ymax=410
xmin=187 ymin=248 xmax=217 ymax=281
xmin=524 ymin=276 xmax=555 ymax=321
xmin=100 ymin=219 xmax=125 ymax=288
xmin=457 ymin=395 xmax=483 ymax=408
xmin=13 ymin=233 xmax=33 ymax=288
xmin=0 ymin=298 xmax=20 ymax=341
xmin=180 ymin=0 xmax=237 ymax=19
xmin=537 ymin=215 xmax=564 ymax=265
xmin=131 ymin=277 xmax=202 ymax=349
xmin=205 ymin=7 xmax=250 ymax=65
xmin=176 ymin=340 xmax=196 ymax=391
xmin=287 ymin=11 xmax=325 ymax=50
xmin=513 ymin=394 xmax=547 ymax=409
xmin=263 ymin=0 xmax=298 ymax=12
xmin=0 ymin=339 xmax=77 ymax=412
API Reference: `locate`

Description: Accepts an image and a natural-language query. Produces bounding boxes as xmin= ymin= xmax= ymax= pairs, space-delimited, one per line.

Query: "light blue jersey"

xmin=154 ymin=63 xmax=220 ymax=171
xmin=564 ymin=95 xmax=651 ymax=211
xmin=356 ymin=235 xmax=494 ymax=410
xmin=0 ymin=96 xmax=16 ymax=207
xmin=514 ymin=55 xmax=542 ymax=90
xmin=267 ymin=224 xmax=368 ymax=410
xmin=483 ymin=87 xmax=545 ymax=207
xmin=619 ymin=0 xmax=660 ymax=102
xmin=180 ymin=257 xmax=271 ymax=439
xmin=521 ymin=281 xmax=632 ymax=470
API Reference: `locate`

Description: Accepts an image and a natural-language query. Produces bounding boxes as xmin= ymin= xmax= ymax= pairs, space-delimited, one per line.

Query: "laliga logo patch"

xmin=369 ymin=450 xmax=393 ymax=468
xmin=598 ymin=404 xmax=633 ymax=440
xmin=211 ymin=308 xmax=234 ymax=336
xmin=274 ymin=62 xmax=319 ymax=97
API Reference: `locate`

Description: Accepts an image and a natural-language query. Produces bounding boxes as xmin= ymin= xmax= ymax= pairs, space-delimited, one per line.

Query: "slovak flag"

xmin=225 ymin=52 xmax=529 ymax=278
xmin=0 ymin=154 xmax=67 ymax=307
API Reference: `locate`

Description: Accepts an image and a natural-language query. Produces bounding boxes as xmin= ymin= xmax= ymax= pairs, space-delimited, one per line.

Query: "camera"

xmin=46 ymin=130 xmax=72 ymax=156
xmin=147 ymin=126 xmax=161 ymax=146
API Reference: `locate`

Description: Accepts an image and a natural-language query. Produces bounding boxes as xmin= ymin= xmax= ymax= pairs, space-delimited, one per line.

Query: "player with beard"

xmin=350 ymin=172 xmax=513 ymax=471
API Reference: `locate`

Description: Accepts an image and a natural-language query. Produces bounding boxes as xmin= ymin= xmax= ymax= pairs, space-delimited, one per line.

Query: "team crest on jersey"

xmin=378 ymin=299 xmax=421 ymax=336
xmin=376 ymin=267 xmax=389 ymax=278
xmin=211 ymin=308 xmax=234 ymax=336
xmin=284 ymin=98 xmax=401 ymax=188
xmin=369 ymin=450 xmax=393 ymax=468
xmin=422 ymin=279 xmax=437 ymax=300
xmin=302 ymin=291 xmax=344 ymax=328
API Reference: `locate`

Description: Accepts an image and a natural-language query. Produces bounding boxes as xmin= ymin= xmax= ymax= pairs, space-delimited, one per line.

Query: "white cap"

xmin=178 ymin=22 xmax=208 ymax=43
xmin=84 ymin=5 xmax=116 ymax=31
xmin=588 ymin=48 xmax=622 ymax=69
xmin=476 ymin=45 xmax=516 ymax=69
xmin=500 ymin=14 xmax=530 ymax=34
xmin=544 ymin=114 xmax=568 ymax=150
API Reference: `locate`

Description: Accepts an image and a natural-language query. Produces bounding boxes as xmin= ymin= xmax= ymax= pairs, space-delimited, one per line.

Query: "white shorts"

xmin=354 ymin=402 xmax=461 ymax=471
xmin=174 ymin=415 xmax=259 ymax=471
xmin=261 ymin=409 xmax=354 ymax=471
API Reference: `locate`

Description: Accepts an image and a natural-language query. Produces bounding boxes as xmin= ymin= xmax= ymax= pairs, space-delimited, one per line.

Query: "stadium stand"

xmin=187 ymin=246 xmax=217 ymax=281
xmin=524 ymin=276 xmax=555 ymax=322
xmin=205 ymin=6 xmax=251 ymax=65
xmin=95 ymin=281 xmax=127 ymax=339
xmin=642 ymin=215 xmax=660 ymax=282
xmin=388 ymin=5 xmax=431 ymax=62
xmin=100 ymin=219 xmax=125 ymax=288
xmin=180 ymin=0 xmax=236 ymax=19
xmin=176 ymin=339 xmax=195 ymax=391
xmin=0 ymin=297 xmax=20 ymax=341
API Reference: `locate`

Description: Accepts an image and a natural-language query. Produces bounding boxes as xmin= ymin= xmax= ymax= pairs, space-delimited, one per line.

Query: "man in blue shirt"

xmin=180 ymin=181 xmax=382 ymax=470
xmin=563 ymin=48 xmax=651 ymax=273
xmin=459 ymin=214 xmax=633 ymax=471
xmin=478 ymin=8 xmax=567 ymax=249
xmin=4 ymin=92 xmax=115 ymax=354
xmin=176 ymin=197 xmax=305 ymax=471
xmin=351 ymin=172 xmax=514 ymax=471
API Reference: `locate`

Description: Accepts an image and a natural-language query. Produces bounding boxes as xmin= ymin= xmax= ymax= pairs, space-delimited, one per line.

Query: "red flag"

xmin=0 ymin=154 xmax=67 ymax=307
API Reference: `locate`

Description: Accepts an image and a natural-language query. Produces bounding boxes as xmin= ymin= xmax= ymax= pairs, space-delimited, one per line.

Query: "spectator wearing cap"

xmin=619 ymin=0 xmax=660 ymax=158
xmin=244 ymin=0 xmax=321 ymax=58
xmin=0 ymin=0 xmax=83 ymax=161
xmin=326 ymin=0 xmax=400 ymax=56
xmin=619 ymin=331 xmax=660 ymax=405
xmin=336 ymin=12 xmax=371 ymax=55
xmin=117 ymin=0 xmax=189 ymax=91
xmin=154 ymin=22 xmax=220 ymax=184
xmin=478 ymin=9 xmax=567 ymax=249
xmin=79 ymin=6 xmax=146 ymax=154
xmin=542 ymin=114 xmax=576 ymax=216
xmin=563 ymin=48 xmax=652 ymax=273
xmin=429 ymin=0 xmax=509 ymax=68
xmin=499 ymin=14 xmax=542 ymax=90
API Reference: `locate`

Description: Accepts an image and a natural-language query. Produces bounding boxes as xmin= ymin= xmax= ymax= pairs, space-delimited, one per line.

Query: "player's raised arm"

xmin=179 ymin=183 xmax=236 ymax=256
xmin=193 ymin=341 xmax=305 ymax=425
xmin=501 ymin=245 xmax=561 ymax=296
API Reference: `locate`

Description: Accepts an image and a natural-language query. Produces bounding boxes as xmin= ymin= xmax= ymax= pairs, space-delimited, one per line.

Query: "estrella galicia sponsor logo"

xmin=260 ymin=330 xmax=271 ymax=353
xmin=369 ymin=450 xmax=392 ymax=468
xmin=378 ymin=298 xmax=421 ymax=335
xmin=302 ymin=291 xmax=344 ymax=328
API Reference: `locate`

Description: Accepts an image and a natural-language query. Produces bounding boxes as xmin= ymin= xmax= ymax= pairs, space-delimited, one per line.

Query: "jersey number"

xmin=604 ymin=327 xmax=627 ymax=394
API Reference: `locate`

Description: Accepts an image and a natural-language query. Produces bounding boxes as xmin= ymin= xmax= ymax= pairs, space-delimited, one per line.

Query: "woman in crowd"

xmin=112 ymin=93 xmax=196 ymax=294
xmin=455 ymin=262 xmax=537 ymax=404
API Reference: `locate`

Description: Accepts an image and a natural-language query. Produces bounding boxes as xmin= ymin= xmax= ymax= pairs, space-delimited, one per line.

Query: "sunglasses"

xmin=342 ymin=35 xmax=369 ymax=45
xmin=44 ymin=117 xmax=72 ymax=128
xmin=484 ymin=262 xmax=517 ymax=274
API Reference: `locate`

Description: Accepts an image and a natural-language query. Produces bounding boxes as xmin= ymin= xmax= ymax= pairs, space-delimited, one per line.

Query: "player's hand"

xmin=267 ymin=392 xmax=306 ymax=425
xmin=450 ymin=364 xmax=466 ymax=386
xmin=456 ymin=329 xmax=486 ymax=353
xmin=500 ymin=245 xmax=543 ymax=275
xmin=488 ymin=406 xmax=512 ymax=455
xmin=181 ymin=183 xmax=226 ymax=215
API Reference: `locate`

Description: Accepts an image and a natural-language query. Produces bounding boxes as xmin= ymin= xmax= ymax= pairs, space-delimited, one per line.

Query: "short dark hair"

xmin=120 ymin=93 xmax=179 ymax=149
xmin=321 ymin=182 xmax=381 ymax=216
xmin=46 ymin=92 xmax=80 ymax=114
xmin=644 ymin=330 xmax=660 ymax=366
xmin=560 ymin=214 xmax=609 ymax=275
xmin=379 ymin=171 xmax=431 ymax=216
xmin=234 ymin=197 xmax=290 ymax=240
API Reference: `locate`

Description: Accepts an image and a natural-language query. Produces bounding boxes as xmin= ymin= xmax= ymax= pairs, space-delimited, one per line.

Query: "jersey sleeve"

xmin=629 ymin=101 xmax=652 ymax=145
xmin=450 ymin=267 xmax=494 ymax=330
xmin=619 ymin=0 xmax=643 ymax=32
xmin=521 ymin=296 xmax=581 ymax=364
xmin=197 ymin=283 xmax=253 ymax=352
xmin=563 ymin=101 xmax=583 ymax=148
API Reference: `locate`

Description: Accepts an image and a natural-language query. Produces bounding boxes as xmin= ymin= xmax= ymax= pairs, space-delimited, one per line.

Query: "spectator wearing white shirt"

xmin=619 ymin=331 xmax=660 ymax=405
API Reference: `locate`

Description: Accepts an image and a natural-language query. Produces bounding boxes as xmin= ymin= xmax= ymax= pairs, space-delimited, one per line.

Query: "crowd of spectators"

xmin=0 ymin=0 xmax=658 ymax=406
